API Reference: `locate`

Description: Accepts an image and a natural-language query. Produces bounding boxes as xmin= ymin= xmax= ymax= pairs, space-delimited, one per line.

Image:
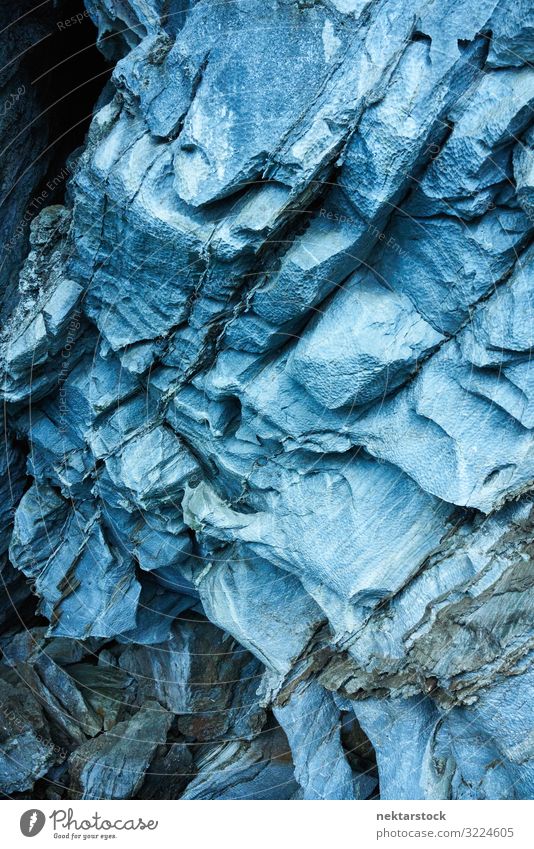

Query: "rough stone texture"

xmin=1 ymin=0 xmax=534 ymax=800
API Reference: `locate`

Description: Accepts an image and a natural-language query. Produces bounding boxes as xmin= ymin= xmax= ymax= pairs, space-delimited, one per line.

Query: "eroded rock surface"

xmin=1 ymin=0 xmax=533 ymax=800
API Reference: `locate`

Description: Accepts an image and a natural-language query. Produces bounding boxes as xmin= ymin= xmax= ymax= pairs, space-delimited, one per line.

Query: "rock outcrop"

xmin=1 ymin=0 xmax=533 ymax=800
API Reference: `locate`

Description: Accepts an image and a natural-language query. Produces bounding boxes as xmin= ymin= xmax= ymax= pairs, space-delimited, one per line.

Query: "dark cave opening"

xmin=0 ymin=0 xmax=112 ymax=319
xmin=1 ymin=0 xmax=111 ymax=216
xmin=30 ymin=0 xmax=112 ymax=206
xmin=340 ymin=710 xmax=380 ymax=799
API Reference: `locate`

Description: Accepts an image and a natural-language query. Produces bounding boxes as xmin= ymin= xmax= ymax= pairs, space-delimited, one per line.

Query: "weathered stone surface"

xmin=0 ymin=670 xmax=59 ymax=794
xmin=1 ymin=0 xmax=533 ymax=801
xmin=274 ymin=680 xmax=376 ymax=800
xmin=68 ymin=702 xmax=173 ymax=799
xmin=181 ymin=725 xmax=299 ymax=800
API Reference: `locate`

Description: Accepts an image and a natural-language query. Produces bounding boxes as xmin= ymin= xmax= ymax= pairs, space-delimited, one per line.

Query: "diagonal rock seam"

xmin=1 ymin=0 xmax=534 ymax=800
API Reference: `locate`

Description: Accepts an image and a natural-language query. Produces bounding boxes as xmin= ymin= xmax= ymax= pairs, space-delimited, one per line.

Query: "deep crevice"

xmin=31 ymin=0 xmax=112 ymax=207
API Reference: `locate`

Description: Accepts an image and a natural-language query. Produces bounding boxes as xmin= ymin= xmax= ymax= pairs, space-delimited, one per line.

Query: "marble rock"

xmin=1 ymin=0 xmax=534 ymax=801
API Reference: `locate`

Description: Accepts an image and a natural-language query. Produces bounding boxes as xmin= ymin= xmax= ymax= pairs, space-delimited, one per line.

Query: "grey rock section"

xmin=0 ymin=430 xmax=29 ymax=630
xmin=117 ymin=619 xmax=266 ymax=741
xmin=1 ymin=0 xmax=534 ymax=800
xmin=85 ymin=0 xmax=196 ymax=60
xmin=274 ymin=680 xmax=376 ymax=800
xmin=287 ymin=269 xmax=443 ymax=409
xmin=0 ymin=671 xmax=58 ymax=794
xmin=1 ymin=207 xmax=87 ymax=406
xmin=68 ymin=702 xmax=173 ymax=799
xmin=10 ymin=482 xmax=141 ymax=639
xmin=181 ymin=726 xmax=299 ymax=800
xmin=188 ymin=543 xmax=325 ymax=676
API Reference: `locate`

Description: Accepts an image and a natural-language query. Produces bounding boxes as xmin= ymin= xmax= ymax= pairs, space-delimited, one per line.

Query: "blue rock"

xmin=1 ymin=0 xmax=533 ymax=801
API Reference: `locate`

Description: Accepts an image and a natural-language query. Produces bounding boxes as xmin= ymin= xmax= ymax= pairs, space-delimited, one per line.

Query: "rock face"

xmin=1 ymin=0 xmax=534 ymax=800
